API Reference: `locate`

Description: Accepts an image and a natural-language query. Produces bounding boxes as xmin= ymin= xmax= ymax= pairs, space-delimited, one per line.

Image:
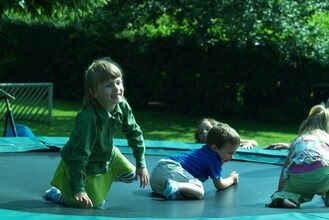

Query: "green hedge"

xmin=0 ymin=21 xmax=328 ymax=124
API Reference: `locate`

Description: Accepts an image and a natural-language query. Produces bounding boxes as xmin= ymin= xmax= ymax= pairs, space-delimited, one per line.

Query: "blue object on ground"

xmin=5 ymin=124 xmax=35 ymax=138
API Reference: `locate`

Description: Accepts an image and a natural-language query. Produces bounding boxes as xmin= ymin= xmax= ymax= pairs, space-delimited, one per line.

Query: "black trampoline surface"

xmin=1 ymin=150 xmax=329 ymax=219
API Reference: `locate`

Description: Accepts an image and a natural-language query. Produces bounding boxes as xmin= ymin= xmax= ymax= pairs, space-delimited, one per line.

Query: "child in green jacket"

xmin=44 ymin=57 xmax=149 ymax=208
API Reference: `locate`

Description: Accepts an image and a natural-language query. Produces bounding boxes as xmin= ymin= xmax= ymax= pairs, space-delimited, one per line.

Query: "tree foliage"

xmin=0 ymin=0 xmax=109 ymax=24
xmin=1 ymin=0 xmax=329 ymax=123
xmin=96 ymin=0 xmax=329 ymax=65
xmin=2 ymin=0 xmax=329 ymax=64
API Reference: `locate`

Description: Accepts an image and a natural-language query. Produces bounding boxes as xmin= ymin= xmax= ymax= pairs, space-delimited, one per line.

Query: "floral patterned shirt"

xmin=283 ymin=130 xmax=329 ymax=179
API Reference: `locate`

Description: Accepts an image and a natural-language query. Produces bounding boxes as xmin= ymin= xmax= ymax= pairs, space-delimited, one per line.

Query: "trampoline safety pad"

xmin=1 ymin=137 xmax=328 ymax=220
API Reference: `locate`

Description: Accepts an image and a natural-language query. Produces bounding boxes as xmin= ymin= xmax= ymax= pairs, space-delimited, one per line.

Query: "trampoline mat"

xmin=1 ymin=151 xmax=329 ymax=220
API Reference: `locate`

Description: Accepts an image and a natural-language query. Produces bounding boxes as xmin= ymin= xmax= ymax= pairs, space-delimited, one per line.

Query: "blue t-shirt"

xmin=168 ymin=145 xmax=222 ymax=182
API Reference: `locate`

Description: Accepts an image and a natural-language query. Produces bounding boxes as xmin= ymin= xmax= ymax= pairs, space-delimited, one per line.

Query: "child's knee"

xmin=115 ymin=171 xmax=136 ymax=183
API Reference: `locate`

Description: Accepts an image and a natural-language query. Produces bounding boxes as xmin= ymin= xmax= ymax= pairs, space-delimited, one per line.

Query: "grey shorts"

xmin=150 ymin=159 xmax=203 ymax=195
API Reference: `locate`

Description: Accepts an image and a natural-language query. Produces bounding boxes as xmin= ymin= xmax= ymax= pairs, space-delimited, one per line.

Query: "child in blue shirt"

xmin=150 ymin=122 xmax=240 ymax=200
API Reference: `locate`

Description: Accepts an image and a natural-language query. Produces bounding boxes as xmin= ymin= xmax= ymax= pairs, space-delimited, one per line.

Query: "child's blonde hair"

xmin=298 ymin=103 xmax=329 ymax=134
xmin=83 ymin=57 xmax=123 ymax=107
xmin=206 ymin=123 xmax=241 ymax=149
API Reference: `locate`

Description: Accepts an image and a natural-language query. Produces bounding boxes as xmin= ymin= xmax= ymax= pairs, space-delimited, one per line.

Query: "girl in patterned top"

xmin=267 ymin=101 xmax=329 ymax=208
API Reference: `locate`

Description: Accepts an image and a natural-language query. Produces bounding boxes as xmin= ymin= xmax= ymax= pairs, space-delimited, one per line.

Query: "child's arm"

xmin=264 ymin=143 xmax=290 ymax=150
xmin=213 ymin=171 xmax=239 ymax=190
xmin=276 ymin=150 xmax=292 ymax=191
xmin=121 ymin=101 xmax=149 ymax=187
xmin=121 ymin=101 xmax=147 ymax=169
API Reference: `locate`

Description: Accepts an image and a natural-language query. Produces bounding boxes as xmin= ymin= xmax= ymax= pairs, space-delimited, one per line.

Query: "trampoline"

xmin=1 ymin=137 xmax=329 ymax=220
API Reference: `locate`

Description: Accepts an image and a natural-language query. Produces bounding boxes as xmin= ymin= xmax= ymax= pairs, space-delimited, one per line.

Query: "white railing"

xmin=0 ymin=83 xmax=53 ymax=124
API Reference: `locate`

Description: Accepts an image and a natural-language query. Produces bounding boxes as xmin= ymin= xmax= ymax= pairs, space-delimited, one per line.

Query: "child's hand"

xmin=229 ymin=171 xmax=239 ymax=184
xmin=241 ymin=140 xmax=258 ymax=149
xmin=74 ymin=192 xmax=93 ymax=208
xmin=135 ymin=167 xmax=149 ymax=188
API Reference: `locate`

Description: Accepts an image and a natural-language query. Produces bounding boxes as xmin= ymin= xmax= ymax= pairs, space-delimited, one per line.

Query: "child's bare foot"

xmin=282 ymin=199 xmax=297 ymax=208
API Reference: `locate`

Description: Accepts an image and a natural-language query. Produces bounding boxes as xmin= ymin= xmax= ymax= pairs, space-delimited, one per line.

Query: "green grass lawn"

xmin=9 ymin=99 xmax=298 ymax=147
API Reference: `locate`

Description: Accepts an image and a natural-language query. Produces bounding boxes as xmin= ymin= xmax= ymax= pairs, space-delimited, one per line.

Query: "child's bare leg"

xmin=282 ymin=199 xmax=297 ymax=208
xmin=164 ymin=179 xmax=204 ymax=200
xmin=177 ymin=182 xmax=204 ymax=200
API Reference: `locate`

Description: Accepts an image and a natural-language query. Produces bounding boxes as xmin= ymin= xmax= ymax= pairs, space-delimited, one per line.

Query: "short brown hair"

xmin=206 ymin=123 xmax=240 ymax=149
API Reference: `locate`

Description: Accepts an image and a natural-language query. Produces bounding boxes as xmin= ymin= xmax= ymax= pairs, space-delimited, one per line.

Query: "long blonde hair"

xmin=298 ymin=103 xmax=329 ymax=134
xmin=83 ymin=57 xmax=123 ymax=107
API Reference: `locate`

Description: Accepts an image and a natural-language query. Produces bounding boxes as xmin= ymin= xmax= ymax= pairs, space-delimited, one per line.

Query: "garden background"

xmin=1 ymin=1 xmax=329 ymax=145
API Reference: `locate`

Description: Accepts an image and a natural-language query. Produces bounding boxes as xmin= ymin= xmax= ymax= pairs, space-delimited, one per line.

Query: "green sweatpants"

xmin=51 ymin=146 xmax=135 ymax=208
xmin=268 ymin=166 xmax=329 ymax=207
